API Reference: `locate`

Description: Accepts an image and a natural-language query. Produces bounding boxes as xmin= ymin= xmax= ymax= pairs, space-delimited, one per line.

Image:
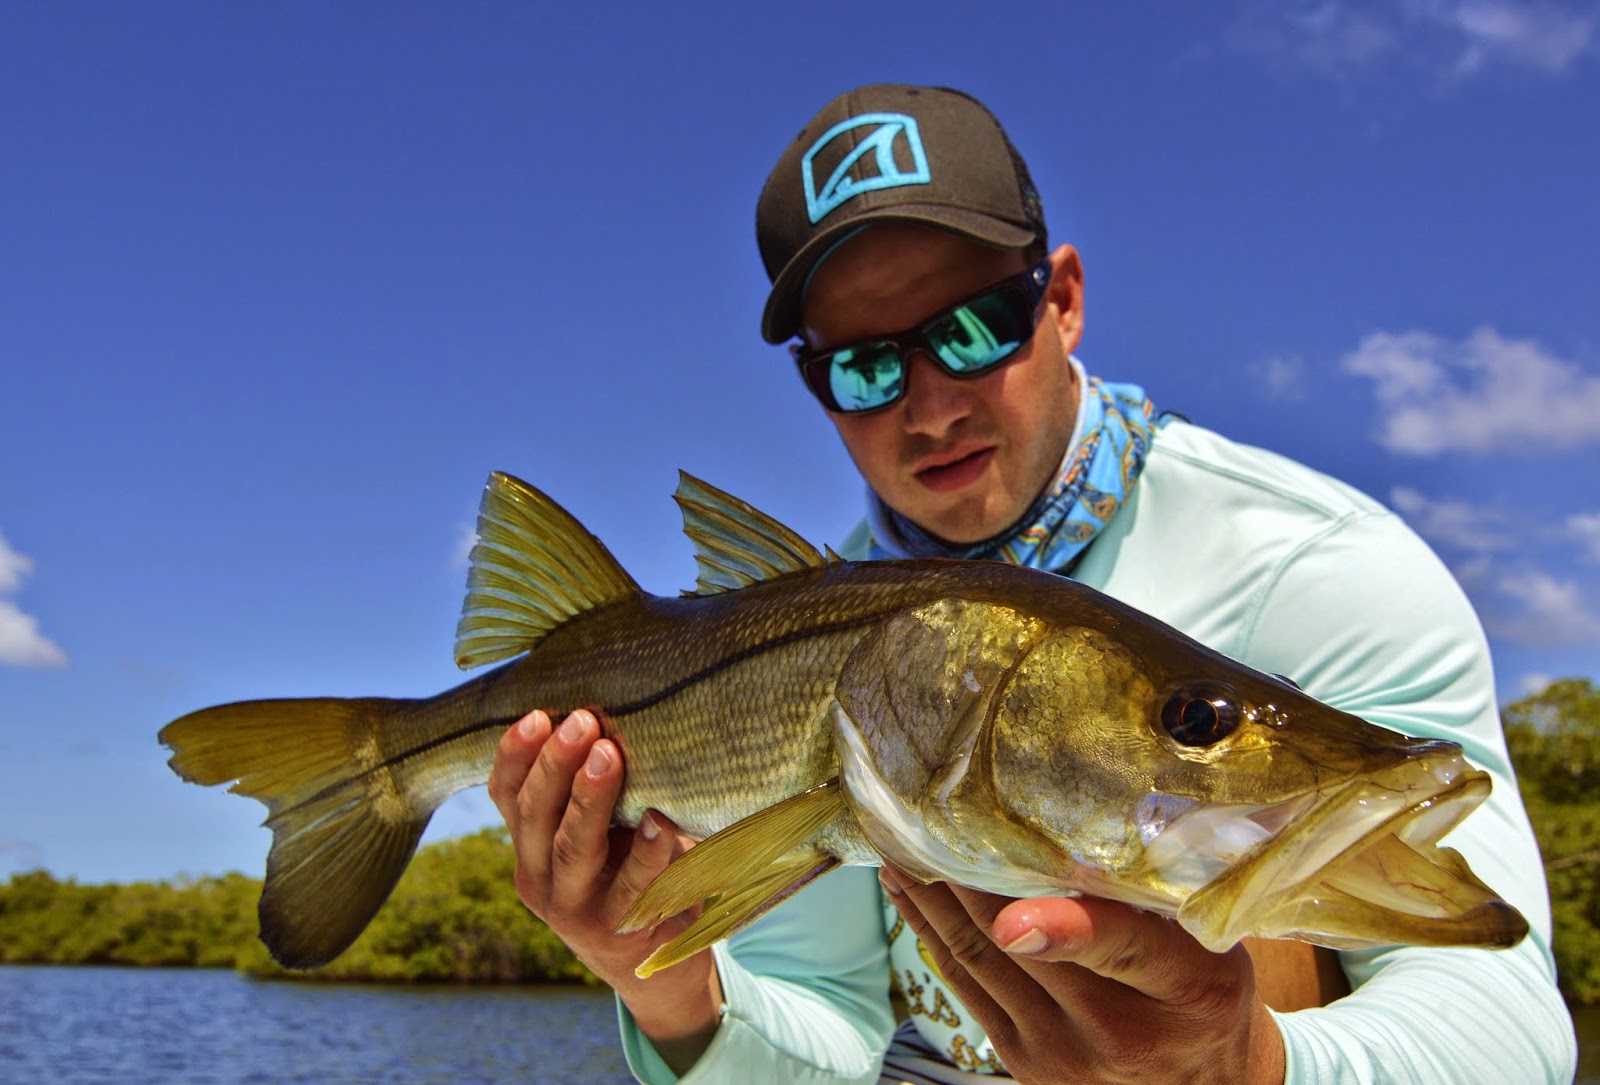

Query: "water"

xmin=3 ymin=965 xmax=1594 ymax=1083
xmin=0 ymin=966 xmax=632 ymax=1084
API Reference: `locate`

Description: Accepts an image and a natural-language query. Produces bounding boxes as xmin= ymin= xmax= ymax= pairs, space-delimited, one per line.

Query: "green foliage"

xmin=0 ymin=869 xmax=257 ymax=967
xmin=0 ymin=827 xmax=597 ymax=986
xmin=1503 ymin=678 xmax=1600 ymax=1004
xmin=240 ymin=828 xmax=599 ymax=985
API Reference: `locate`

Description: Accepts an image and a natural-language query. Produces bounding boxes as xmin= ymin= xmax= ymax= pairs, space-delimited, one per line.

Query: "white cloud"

xmin=1227 ymin=0 xmax=1596 ymax=82
xmin=0 ymin=600 xmax=68 ymax=668
xmin=1389 ymin=485 xmax=1516 ymax=552
xmin=1568 ymin=512 xmax=1600 ymax=561
xmin=1252 ymin=354 xmax=1311 ymax=402
xmin=1227 ymin=2 xmax=1398 ymax=79
xmin=0 ymin=533 xmax=68 ymax=669
xmin=0 ymin=533 xmax=33 ymax=593
xmin=1518 ymin=671 xmax=1555 ymax=696
xmin=1341 ymin=326 xmax=1600 ymax=455
xmin=1488 ymin=569 xmax=1600 ymax=644
xmin=1416 ymin=0 xmax=1596 ymax=75
xmin=453 ymin=523 xmax=478 ymax=569
xmin=1434 ymin=548 xmax=1598 ymax=646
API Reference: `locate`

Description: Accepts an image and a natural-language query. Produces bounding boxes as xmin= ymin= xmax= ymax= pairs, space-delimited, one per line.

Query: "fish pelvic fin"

xmin=160 ymin=697 xmax=437 ymax=969
xmin=455 ymin=471 xmax=642 ymax=670
xmin=673 ymin=471 xmax=828 ymax=597
xmin=637 ymin=850 xmax=839 ymax=978
xmin=619 ymin=778 xmax=846 ymax=977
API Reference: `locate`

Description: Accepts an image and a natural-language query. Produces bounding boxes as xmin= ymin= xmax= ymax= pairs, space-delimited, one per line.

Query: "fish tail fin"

xmin=160 ymin=695 xmax=436 ymax=969
xmin=454 ymin=471 xmax=642 ymax=670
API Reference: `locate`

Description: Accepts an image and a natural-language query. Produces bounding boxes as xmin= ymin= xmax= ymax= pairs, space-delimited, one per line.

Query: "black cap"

xmin=756 ymin=84 xmax=1046 ymax=344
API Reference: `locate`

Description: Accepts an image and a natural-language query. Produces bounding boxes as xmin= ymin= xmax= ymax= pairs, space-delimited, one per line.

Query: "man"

xmin=488 ymin=85 xmax=1576 ymax=1082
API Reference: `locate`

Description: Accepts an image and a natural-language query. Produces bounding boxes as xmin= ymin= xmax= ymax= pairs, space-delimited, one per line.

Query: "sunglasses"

xmin=792 ymin=258 xmax=1052 ymax=414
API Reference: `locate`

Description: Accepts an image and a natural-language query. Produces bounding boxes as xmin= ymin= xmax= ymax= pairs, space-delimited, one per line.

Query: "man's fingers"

xmin=510 ymin=710 xmax=600 ymax=885
xmin=992 ymin=895 xmax=1245 ymax=1006
xmin=883 ymin=868 xmax=1007 ymax=974
xmin=881 ymin=867 xmax=1014 ymax=1029
xmin=548 ymin=732 xmax=626 ymax=905
xmin=489 ymin=710 xmax=550 ymax=825
xmin=607 ymin=811 xmax=687 ymax=927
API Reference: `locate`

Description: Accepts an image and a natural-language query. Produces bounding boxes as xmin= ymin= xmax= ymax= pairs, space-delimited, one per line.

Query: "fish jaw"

xmin=1172 ymin=744 xmax=1528 ymax=952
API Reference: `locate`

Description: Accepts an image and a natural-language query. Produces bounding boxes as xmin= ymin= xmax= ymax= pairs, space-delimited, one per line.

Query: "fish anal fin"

xmin=455 ymin=472 xmax=641 ymax=671
xmin=619 ymin=778 xmax=844 ymax=934
xmin=636 ymin=852 xmax=840 ymax=978
xmin=673 ymin=471 xmax=825 ymax=596
xmin=259 ymin=789 xmax=429 ymax=969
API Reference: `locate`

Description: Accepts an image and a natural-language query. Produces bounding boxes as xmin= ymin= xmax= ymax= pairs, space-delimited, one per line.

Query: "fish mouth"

xmin=1159 ymin=746 xmax=1529 ymax=953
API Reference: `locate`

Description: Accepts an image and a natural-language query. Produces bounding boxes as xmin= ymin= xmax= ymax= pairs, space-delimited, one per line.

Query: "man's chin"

xmin=902 ymin=495 xmax=1020 ymax=549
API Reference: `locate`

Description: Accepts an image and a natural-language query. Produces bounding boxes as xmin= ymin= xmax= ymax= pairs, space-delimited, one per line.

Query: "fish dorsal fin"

xmin=673 ymin=471 xmax=827 ymax=596
xmin=455 ymin=471 xmax=640 ymax=670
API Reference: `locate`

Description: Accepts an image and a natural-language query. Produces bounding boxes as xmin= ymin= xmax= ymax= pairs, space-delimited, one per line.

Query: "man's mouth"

xmin=914 ymin=447 xmax=995 ymax=493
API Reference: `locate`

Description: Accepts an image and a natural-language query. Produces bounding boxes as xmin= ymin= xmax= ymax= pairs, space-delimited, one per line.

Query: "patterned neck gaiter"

xmin=865 ymin=359 xmax=1158 ymax=577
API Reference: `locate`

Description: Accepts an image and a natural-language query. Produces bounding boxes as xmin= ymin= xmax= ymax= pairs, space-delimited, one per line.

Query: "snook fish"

xmin=160 ymin=471 xmax=1527 ymax=976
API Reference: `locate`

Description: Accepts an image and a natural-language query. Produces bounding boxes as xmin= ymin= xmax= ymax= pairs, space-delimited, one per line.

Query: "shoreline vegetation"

xmin=3 ymin=679 xmax=1596 ymax=1003
xmin=0 ymin=826 xmax=599 ymax=986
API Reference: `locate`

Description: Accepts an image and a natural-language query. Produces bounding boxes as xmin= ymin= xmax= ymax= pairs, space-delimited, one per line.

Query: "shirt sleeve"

xmin=616 ymin=865 xmax=895 ymax=1084
xmin=1243 ymin=510 xmax=1577 ymax=1083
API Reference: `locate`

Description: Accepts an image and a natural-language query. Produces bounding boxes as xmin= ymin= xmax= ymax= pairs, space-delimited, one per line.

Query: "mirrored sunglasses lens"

xmin=927 ymin=290 xmax=1030 ymax=373
xmin=828 ymin=345 xmax=903 ymax=412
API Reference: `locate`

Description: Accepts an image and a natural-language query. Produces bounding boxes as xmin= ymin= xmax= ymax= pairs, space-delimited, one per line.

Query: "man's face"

xmin=800 ymin=224 xmax=1084 ymax=544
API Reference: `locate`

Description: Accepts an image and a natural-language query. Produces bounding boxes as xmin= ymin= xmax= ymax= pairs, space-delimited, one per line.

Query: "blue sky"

xmin=2 ymin=2 xmax=1597 ymax=884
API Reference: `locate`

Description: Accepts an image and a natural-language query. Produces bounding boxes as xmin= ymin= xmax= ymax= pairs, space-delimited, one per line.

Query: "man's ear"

xmin=1047 ymin=243 xmax=1084 ymax=354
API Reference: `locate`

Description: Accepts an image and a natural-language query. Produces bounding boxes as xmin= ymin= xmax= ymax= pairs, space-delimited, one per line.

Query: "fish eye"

xmin=1161 ymin=685 xmax=1243 ymax=747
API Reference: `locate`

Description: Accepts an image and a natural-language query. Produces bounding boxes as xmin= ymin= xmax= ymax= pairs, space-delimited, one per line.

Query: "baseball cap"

xmin=756 ymin=84 xmax=1047 ymax=344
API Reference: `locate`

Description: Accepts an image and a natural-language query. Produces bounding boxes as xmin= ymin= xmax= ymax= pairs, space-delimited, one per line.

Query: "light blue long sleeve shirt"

xmin=619 ymin=417 xmax=1577 ymax=1083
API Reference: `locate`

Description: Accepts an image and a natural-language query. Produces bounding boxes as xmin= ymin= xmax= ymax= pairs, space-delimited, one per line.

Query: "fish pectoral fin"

xmin=618 ymin=778 xmax=845 ymax=935
xmin=634 ymin=850 xmax=841 ymax=978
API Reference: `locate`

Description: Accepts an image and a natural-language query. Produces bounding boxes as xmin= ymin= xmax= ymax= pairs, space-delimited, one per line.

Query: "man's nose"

xmin=900 ymin=352 xmax=974 ymax=436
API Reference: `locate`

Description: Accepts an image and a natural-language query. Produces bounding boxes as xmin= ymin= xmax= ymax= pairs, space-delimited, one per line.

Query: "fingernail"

xmin=1001 ymin=928 xmax=1049 ymax=956
xmin=559 ymin=713 xmax=588 ymax=743
xmin=879 ymin=867 xmax=903 ymax=895
xmin=640 ymin=812 xmax=661 ymax=841
xmin=517 ymin=712 xmax=544 ymax=740
xmin=585 ymin=743 xmax=611 ymax=777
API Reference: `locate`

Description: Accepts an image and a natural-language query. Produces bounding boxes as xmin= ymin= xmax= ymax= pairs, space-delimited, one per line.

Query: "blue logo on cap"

xmin=802 ymin=112 xmax=931 ymax=225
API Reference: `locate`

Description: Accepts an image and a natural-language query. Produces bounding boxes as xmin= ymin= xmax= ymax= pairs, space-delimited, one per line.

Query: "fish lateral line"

xmin=268 ymin=711 xmax=526 ymax=821
xmin=600 ymin=610 xmax=888 ymax=718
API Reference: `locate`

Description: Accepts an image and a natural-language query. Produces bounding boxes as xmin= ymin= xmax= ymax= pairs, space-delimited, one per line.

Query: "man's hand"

xmin=489 ymin=709 xmax=722 ymax=1073
xmin=881 ymin=864 xmax=1285 ymax=1085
